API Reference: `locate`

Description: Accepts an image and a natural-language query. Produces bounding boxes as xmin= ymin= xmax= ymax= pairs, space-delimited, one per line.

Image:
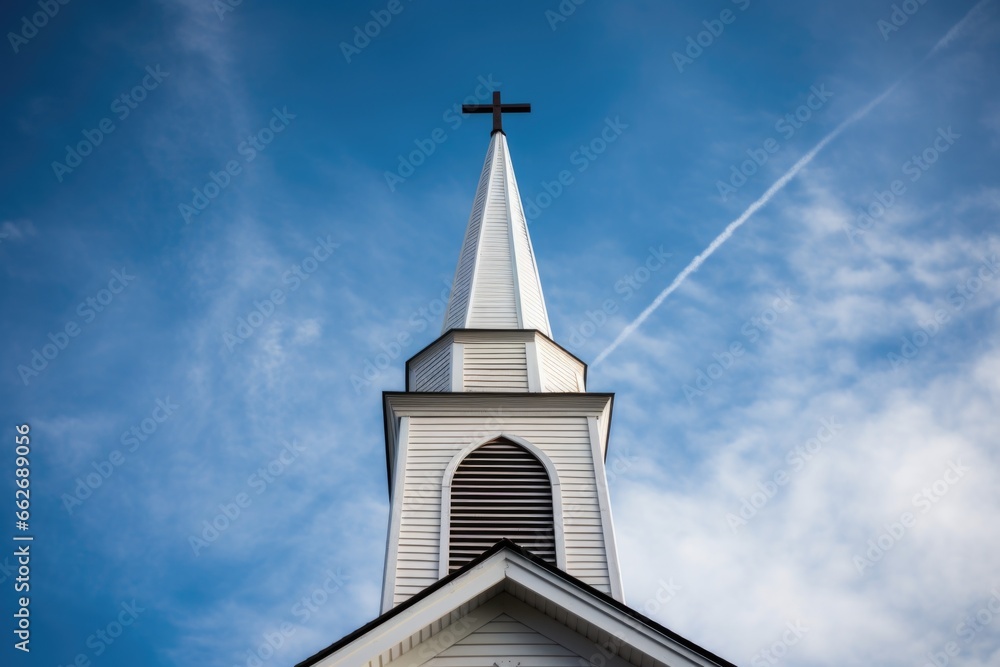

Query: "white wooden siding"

xmin=442 ymin=138 xmax=494 ymax=333
xmin=536 ymin=336 xmax=584 ymax=392
xmin=423 ymin=613 xmax=584 ymax=667
xmin=462 ymin=341 xmax=529 ymax=391
xmin=440 ymin=132 xmax=553 ymax=336
xmin=410 ymin=338 xmax=453 ymax=392
xmin=394 ymin=412 xmax=611 ymax=607
xmin=468 ymin=141 xmax=519 ymax=329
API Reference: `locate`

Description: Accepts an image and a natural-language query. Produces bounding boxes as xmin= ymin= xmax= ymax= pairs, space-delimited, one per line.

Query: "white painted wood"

xmin=469 ymin=144 xmax=519 ymax=329
xmin=442 ymin=138 xmax=494 ymax=333
xmin=411 ymin=338 xmax=453 ymax=392
xmin=423 ymin=611 xmax=584 ymax=667
xmin=588 ymin=416 xmax=625 ymax=603
xmin=525 ymin=340 xmax=541 ymax=392
xmin=379 ymin=596 xmax=505 ymax=667
xmin=314 ymin=549 xmax=730 ymax=667
xmin=462 ymin=340 xmax=529 ymax=392
xmin=439 ymin=434 xmax=567 ymax=578
xmin=451 ymin=343 xmax=464 ymax=392
xmin=535 ymin=336 xmax=585 ymax=392
xmin=382 ymin=416 xmax=410 ymax=614
xmin=499 ymin=596 xmax=635 ymax=667
xmin=385 ymin=393 xmax=615 ymax=606
xmin=503 ymin=145 xmax=526 ymax=331
xmin=440 ymin=133 xmax=552 ymax=336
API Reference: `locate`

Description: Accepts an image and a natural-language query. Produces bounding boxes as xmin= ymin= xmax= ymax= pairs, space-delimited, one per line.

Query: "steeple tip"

xmin=442 ymin=132 xmax=551 ymax=336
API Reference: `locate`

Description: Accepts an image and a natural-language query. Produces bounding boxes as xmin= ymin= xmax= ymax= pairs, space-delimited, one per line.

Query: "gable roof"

xmin=297 ymin=540 xmax=737 ymax=667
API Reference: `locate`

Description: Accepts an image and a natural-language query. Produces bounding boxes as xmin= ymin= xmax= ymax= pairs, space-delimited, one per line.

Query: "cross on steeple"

xmin=463 ymin=91 xmax=530 ymax=135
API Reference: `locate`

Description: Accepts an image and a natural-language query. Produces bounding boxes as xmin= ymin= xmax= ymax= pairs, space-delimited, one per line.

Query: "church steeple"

xmin=303 ymin=94 xmax=737 ymax=667
xmin=442 ymin=103 xmax=551 ymax=335
xmin=380 ymin=96 xmax=623 ymax=613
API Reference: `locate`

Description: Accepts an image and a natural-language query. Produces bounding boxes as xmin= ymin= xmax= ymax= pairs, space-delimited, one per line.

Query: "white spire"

xmin=442 ymin=133 xmax=551 ymax=336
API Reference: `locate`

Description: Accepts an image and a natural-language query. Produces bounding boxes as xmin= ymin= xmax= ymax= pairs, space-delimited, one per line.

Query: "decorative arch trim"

xmin=439 ymin=432 xmax=566 ymax=578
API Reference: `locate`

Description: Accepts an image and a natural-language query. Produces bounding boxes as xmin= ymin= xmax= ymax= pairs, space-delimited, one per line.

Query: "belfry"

xmin=298 ymin=92 xmax=735 ymax=667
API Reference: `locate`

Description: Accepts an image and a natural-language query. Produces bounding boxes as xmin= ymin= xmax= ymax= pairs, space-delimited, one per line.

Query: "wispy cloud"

xmin=593 ymin=0 xmax=992 ymax=367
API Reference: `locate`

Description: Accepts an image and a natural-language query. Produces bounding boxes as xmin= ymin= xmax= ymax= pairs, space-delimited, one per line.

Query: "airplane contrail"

xmin=592 ymin=0 xmax=991 ymax=368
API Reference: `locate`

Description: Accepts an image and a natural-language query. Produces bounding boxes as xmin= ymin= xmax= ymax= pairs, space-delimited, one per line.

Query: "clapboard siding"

xmin=442 ymin=138 xmax=494 ymax=333
xmin=468 ymin=142 xmax=519 ymax=329
xmin=407 ymin=331 xmax=586 ymax=394
xmin=440 ymin=132 xmax=553 ymax=336
xmin=410 ymin=338 xmax=452 ymax=392
xmin=423 ymin=614 xmax=584 ymax=667
xmin=393 ymin=414 xmax=611 ymax=606
xmin=536 ymin=336 xmax=584 ymax=392
xmin=463 ymin=340 xmax=529 ymax=391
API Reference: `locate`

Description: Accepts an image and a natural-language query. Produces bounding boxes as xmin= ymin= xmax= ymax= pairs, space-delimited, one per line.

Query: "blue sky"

xmin=2 ymin=1 xmax=999 ymax=666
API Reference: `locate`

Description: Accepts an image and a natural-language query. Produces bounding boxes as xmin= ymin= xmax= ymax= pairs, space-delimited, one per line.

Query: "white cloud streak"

xmin=592 ymin=0 xmax=991 ymax=367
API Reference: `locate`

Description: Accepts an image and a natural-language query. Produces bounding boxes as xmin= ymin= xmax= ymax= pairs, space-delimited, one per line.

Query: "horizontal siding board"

xmin=393 ymin=412 xmax=611 ymax=603
xmin=411 ymin=338 xmax=452 ymax=392
xmin=536 ymin=336 xmax=584 ymax=392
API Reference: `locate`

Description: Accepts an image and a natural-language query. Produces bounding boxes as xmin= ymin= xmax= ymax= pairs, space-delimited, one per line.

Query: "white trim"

xmin=500 ymin=595 xmax=635 ymax=667
xmin=524 ymin=340 xmax=541 ymax=392
xmin=316 ymin=549 xmax=726 ymax=667
xmin=439 ymin=432 xmax=567 ymax=578
xmin=381 ymin=416 xmax=409 ymax=613
xmin=450 ymin=342 xmax=464 ymax=392
xmin=587 ymin=416 xmax=625 ymax=602
xmin=379 ymin=597 xmax=504 ymax=667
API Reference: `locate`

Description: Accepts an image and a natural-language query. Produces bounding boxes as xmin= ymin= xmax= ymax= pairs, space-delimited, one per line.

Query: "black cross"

xmin=463 ymin=91 xmax=530 ymax=135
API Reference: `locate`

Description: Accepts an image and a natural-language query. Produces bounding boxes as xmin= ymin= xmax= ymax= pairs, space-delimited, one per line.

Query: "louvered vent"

xmin=449 ymin=439 xmax=555 ymax=572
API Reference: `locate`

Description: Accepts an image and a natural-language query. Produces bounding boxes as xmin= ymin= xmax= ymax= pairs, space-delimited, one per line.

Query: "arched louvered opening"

xmin=448 ymin=438 xmax=556 ymax=572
